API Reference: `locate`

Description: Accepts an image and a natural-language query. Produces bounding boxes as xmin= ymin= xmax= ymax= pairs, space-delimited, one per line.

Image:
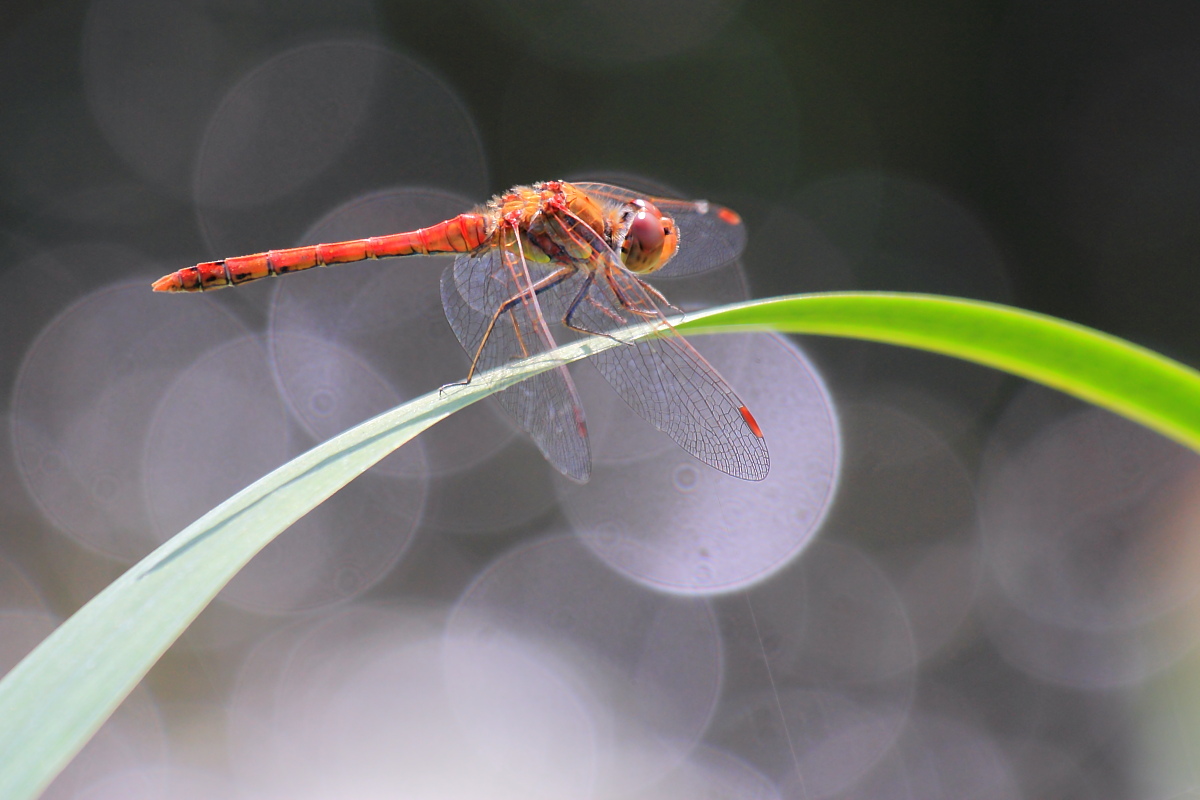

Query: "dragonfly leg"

xmin=601 ymin=268 xmax=662 ymax=320
xmin=561 ymin=274 xmax=637 ymax=345
xmin=496 ymin=233 xmax=533 ymax=363
xmin=449 ymin=263 xmax=578 ymax=387
xmin=631 ymin=275 xmax=683 ymax=316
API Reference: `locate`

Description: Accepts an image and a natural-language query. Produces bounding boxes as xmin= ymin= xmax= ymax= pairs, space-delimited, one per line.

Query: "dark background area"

xmin=4 ymin=0 xmax=1199 ymax=346
xmin=2 ymin=1 xmax=1200 ymax=797
xmin=2 ymin=0 xmax=1197 ymax=357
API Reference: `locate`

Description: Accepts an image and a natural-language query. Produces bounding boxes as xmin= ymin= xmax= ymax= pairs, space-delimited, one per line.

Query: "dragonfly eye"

xmin=621 ymin=199 xmax=678 ymax=273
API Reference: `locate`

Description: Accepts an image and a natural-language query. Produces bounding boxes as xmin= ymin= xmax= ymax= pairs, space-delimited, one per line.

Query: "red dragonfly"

xmin=154 ymin=181 xmax=769 ymax=482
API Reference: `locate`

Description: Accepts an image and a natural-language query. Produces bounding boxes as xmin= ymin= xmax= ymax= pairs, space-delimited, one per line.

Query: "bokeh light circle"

xmin=229 ymin=604 xmax=614 ymax=798
xmin=447 ymin=534 xmax=723 ymax=795
xmin=143 ymin=334 xmax=425 ymax=613
xmin=269 ymin=187 xmax=517 ymax=479
xmin=558 ymin=332 xmax=840 ymax=595
xmin=818 ymin=713 xmax=1020 ymax=800
xmin=82 ymin=0 xmax=377 ymax=195
xmin=712 ymin=540 xmax=917 ymax=794
xmin=194 ymin=40 xmax=487 ymax=259
xmin=983 ymin=406 xmax=1200 ymax=629
xmin=834 ymin=402 xmax=982 ymax=664
xmin=12 ymin=280 xmax=250 ymax=559
xmin=980 ymin=393 xmax=1200 ymax=688
xmin=627 ymin=745 xmax=780 ymax=799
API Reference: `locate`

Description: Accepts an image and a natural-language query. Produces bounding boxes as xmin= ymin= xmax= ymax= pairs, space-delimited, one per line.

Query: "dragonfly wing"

xmin=573 ymin=182 xmax=747 ymax=278
xmin=568 ymin=264 xmax=769 ymax=481
xmin=441 ymin=245 xmax=591 ymax=482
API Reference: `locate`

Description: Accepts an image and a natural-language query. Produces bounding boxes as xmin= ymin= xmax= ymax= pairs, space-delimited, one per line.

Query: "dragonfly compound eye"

xmin=621 ymin=199 xmax=678 ymax=273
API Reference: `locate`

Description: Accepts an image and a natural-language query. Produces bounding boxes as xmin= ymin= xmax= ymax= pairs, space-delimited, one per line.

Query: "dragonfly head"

xmin=618 ymin=198 xmax=678 ymax=274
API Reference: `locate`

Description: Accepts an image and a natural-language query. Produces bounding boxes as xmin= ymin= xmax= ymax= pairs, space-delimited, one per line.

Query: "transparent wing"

xmin=573 ymin=181 xmax=747 ymax=278
xmin=566 ymin=258 xmax=770 ymax=481
xmin=440 ymin=238 xmax=591 ymax=482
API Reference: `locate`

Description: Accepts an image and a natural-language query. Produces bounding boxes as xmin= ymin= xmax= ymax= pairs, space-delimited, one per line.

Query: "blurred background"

xmin=2 ymin=0 xmax=1200 ymax=797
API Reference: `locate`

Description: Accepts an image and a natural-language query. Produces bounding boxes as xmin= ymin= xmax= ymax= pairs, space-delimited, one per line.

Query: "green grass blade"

xmin=2 ymin=291 xmax=1199 ymax=798
xmin=0 ymin=331 xmax=634 ymax=800
xmin=676 ymin=293 xmax=1200 ymax=454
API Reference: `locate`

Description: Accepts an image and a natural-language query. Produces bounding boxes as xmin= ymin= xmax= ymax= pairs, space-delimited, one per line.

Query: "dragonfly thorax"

xmin=489 ymin=182 xmax=610 ymax=266
xmin=508 ymin=182 xmax=679 ymax=274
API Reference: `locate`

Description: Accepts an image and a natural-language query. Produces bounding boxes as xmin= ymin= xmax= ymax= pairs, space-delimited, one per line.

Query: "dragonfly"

xmin=153 ymin=181 xmax=769 ymax=483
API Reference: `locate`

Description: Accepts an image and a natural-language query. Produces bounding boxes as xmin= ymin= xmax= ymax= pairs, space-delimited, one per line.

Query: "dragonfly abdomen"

xmin=152 ymin=213 xmax=491 ymax=292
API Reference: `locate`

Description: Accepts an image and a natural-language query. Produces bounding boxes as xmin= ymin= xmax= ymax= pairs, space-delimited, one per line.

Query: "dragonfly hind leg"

xmin=441 ymin=265 xmax=577 ymax=392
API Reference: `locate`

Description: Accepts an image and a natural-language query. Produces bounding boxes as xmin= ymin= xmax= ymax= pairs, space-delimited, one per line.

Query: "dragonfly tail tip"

xmin=151 ymin=274 xmax=180 ymax=292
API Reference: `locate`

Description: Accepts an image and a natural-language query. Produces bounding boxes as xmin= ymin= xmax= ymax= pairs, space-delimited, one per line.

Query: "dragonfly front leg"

xmin=561 ymin=274 xmax=638 ymax=345
xmin=600 ymin=267 xmax=675 ymax=320
xmin=630 ymin=275 xmax=684 ymax=317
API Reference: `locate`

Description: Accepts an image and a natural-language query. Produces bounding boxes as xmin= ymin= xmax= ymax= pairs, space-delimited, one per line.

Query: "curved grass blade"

xmin=2 ymin=292 xmax=1200 ymax=798
xmin=0 ymin=330 xmax=639 ymax=800
xmin=676 ymin=293 xmax=1200 ymax=454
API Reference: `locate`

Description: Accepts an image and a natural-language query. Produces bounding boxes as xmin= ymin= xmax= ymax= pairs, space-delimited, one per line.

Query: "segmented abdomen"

xmin=152 ymin=213 xmax=490 ymax=292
